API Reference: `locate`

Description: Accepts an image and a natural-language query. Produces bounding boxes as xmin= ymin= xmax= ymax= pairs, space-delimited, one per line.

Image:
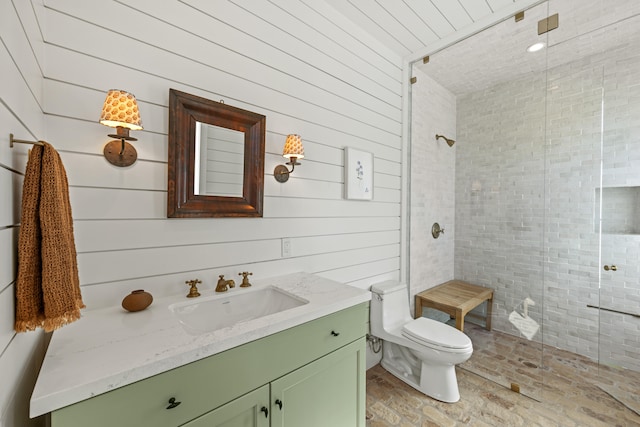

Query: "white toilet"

xmin=370 ymin=281 xmax=473 ymax=403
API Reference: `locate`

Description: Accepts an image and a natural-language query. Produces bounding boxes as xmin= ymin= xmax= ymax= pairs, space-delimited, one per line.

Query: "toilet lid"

xmin=402 ymin=318 xmax=472 ymax=350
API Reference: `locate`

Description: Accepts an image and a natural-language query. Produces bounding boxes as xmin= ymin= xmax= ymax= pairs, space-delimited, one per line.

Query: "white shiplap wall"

xmin=1 ymin=0 xmax=48 ymax=426
xmin=40 ymin=0 xmax=403 ymax=309
xmin=1 ymin=0 xmax=404 ymax=422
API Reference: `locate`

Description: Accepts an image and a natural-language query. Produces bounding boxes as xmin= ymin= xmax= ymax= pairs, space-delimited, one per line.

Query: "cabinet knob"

xmin=275 ymin=399 xmax=283 ymax=410
xmin=166 ymin=397 xmax=181 ymax=409
xmin=331 ymin=330 xmax=340 ymax=337
xmin=261 ymin=406 xmax=269 ymax=417
xmin=604 ymin=265 xmax=617 ymax=271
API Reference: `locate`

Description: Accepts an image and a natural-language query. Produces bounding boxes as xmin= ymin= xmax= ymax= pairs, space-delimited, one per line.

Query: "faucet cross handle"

xmin=239 ymin=272 xmax=253 ymax=287
xmin=185 ymin=279 xmax=202 ymax=298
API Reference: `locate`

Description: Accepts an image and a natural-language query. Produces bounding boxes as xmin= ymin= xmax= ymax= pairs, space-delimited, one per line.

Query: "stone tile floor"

xmin=366 ymin=323 xmax=640 ymax=426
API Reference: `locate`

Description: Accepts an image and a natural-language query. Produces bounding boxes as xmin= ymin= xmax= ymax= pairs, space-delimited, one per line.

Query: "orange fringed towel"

xmin=15 ymin=142 xmax=84 ymax=332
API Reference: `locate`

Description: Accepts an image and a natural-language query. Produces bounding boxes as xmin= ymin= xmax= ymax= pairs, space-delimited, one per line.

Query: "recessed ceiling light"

xmin=526 ymin=42 xmax=546 ymax=53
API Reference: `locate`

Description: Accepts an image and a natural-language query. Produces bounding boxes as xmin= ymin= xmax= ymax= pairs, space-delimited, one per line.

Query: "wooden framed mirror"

xmin=167 ymin=89 xmax=266 ymax=217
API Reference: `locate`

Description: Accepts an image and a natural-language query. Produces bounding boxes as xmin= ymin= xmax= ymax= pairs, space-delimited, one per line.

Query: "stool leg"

xmin=455 ymin=309 xmax=463 ymax=332
xmin=414 ymin=297 xmax=422 ymax=319
xmin=485 ymin=296 xmax=493 ymax=331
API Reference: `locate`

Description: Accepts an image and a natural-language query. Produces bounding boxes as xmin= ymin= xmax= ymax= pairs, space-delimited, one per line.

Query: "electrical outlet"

xmin=281 ymin=238 xmax=291 ymax=258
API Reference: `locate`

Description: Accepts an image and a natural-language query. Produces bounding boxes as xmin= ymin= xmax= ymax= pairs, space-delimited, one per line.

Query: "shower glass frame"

xmin=406 ymin=0 xmax=640 ymax=403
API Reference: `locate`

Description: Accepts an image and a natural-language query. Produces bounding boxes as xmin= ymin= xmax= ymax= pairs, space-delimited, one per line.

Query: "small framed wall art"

xmin=345 ymin=147 xmax=373 ymax=200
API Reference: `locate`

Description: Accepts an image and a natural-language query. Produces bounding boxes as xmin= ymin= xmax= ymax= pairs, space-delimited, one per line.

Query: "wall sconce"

xmin=99 ymin=89 xmax=143 ymax=167
xmin=274 ymin=134 xmax=304 ymax=183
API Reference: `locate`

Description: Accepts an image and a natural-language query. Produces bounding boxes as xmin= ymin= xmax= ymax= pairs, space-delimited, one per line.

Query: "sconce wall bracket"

xmin=274 ymin=164 xmax=291 ymax=183
xmin=273 ymin=158 xmax=300 ymax=183
xmin=104 ymin=126 xmax=138 ymax=167
xmin=104 ymin=139 xmax=137 ymax=167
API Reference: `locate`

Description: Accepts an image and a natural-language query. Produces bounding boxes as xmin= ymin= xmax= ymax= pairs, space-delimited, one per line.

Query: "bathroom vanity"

xmin=30 ymin=273 xmax=371 ymax=426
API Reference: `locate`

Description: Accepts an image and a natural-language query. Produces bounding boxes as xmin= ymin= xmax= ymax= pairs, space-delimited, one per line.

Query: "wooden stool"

xmin=414 ymin=280 xmax=493 ymax=332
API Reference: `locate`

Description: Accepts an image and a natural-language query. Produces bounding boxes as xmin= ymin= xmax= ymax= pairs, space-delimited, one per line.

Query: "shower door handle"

xmin=603 ymin=265 xmax=617 ymax=271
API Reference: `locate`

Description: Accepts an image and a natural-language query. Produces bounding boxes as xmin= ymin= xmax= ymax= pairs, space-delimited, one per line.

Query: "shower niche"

xmin=595 ymin=187 xmax=640 ymax=234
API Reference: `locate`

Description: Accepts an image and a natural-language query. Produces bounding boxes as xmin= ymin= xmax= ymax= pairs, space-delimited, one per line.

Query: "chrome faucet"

xmin=215 ymin=275 xmax=235 ymax=292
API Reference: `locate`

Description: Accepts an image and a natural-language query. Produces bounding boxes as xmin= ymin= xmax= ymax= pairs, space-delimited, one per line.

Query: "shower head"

xmin=435 ymin=134 xmax=455 ymax=147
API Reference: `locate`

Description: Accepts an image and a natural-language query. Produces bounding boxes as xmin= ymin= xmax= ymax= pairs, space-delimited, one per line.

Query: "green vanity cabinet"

xmin=184 ymin=340 xmax=364 ymax=427
xmin=50 ymin=303 xmax=368 ymax=427
xmin=183 ymin=385 xmax=270 ymax=427
xmin=270 ymin=340 xmax=365 ymax=427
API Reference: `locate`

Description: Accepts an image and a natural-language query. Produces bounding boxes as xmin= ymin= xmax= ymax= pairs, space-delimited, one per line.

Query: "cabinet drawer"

xmin=51 ymin=302 xmax=368 ymax=427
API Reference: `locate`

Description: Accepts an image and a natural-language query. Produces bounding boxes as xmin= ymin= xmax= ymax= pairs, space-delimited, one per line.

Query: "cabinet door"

xmin=270 ymin=339 xmax=365 ymax=427
xmin=181 ymin=385 xmax=269 ymax=427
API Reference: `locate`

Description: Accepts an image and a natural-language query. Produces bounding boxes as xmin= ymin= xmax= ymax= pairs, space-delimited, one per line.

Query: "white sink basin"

xmin=169 ymin=286 xmax=308 ymax=335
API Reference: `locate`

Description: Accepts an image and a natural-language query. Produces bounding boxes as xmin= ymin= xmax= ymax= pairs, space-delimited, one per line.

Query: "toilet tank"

xmin=370 ymin=281 xmax=414 ymax=334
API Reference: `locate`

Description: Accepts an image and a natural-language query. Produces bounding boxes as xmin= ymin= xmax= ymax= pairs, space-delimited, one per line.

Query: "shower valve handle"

xmin=431 ymin=223 xmax=445 ymax=239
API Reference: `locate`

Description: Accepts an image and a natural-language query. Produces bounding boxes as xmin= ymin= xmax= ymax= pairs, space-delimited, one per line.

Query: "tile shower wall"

xmin=409 ymin=68 xmax=456 ymax=305
xmin=455 ymin=43 xmax=640 ymax=371
xmin=455 ymin=72 xmax=547 ymax=337
xmin=543 ymin=59 xmax=603 ymax=360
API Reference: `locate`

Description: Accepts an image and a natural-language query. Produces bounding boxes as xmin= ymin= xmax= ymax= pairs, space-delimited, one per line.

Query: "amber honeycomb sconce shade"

xmin=274 ymin=134 xmax=304 ymax=183
xmin=99 ymin=89 xmax=143 ymax=167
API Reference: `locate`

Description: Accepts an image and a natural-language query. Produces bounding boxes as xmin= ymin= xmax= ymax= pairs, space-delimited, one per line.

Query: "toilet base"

xmin=380 ymin=341 xmax=461 ymax=403
xmin=418 ymin=361 xmax=460 ymax=403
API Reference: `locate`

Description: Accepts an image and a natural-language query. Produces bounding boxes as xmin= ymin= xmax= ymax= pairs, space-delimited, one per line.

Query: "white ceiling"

xmin=417 ymin=0 xmax=640 ymax=95
xmin=323 ymin=0 xmax=543 ymax=59
xmin=326 ymin=0 xmax=640 ymax=95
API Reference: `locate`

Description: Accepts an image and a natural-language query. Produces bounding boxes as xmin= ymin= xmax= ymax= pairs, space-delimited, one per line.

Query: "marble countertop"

xmin=30 ymin=272 xmax=371 ymax=418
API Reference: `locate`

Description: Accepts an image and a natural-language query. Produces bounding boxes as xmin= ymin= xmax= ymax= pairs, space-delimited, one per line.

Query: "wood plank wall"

xmin=1 ymin=0 xmax=48 ymax=425
xmin=2 ymin=1 xmax=403 ymax=422
xmin=44 ymin=0 xmax=401 ymax=305
xmin=36 ymin=0 xmax=403 ymax=309
xmin=37 ymin=0 xmax=404 ymax=310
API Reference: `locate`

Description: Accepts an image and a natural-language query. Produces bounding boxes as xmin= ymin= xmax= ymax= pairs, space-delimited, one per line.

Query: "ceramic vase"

xmin=122 ymin=289 xmax=153 ymax=312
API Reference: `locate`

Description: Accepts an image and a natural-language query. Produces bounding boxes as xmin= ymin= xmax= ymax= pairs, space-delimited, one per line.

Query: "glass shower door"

xmin=595 ymin=11 xmax=640 ymax=412
xmin=543 ymin=39 xmax=604 ymax=393
xmin=545 ymin=0 xmax=640 ymax=413
xmin=445 ymin=1 xmax=551 ymax=402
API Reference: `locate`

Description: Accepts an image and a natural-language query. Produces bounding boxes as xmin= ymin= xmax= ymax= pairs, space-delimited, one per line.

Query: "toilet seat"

xmin=402 ymin=318 xmax=472 ymax=353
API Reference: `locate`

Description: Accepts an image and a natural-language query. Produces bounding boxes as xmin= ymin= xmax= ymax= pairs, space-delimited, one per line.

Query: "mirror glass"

xmin=168 ymin=89 xmax=266 ymax=218
xmin=194 ymin=122 xmax=245 ymax=197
